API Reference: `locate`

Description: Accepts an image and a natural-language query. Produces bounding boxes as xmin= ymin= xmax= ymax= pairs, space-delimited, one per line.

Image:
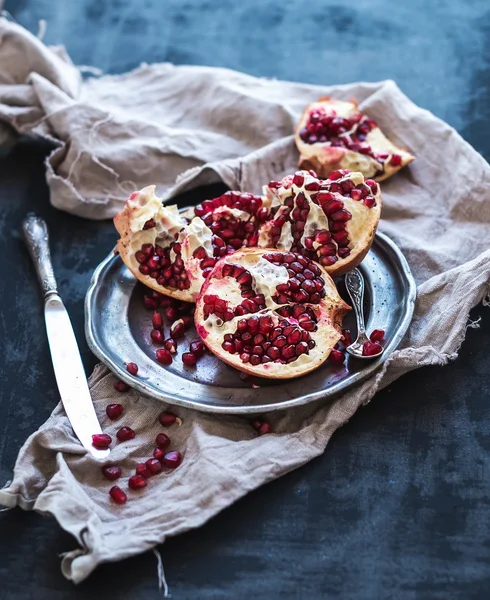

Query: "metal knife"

xmin=22 ymin=214 xmax=109 ymax=459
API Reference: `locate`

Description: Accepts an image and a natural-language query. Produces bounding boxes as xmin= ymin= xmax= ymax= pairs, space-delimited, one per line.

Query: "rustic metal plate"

xmin=85 ymin=231 xmax=415 ymax=414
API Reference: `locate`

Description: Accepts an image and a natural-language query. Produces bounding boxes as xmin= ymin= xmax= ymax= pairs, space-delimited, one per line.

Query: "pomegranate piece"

xmin=136 ymin=463 xmax=152 ymax=478
xmin=369 ymin=329 xmax=385 ymax=342
xmin=101 ymin=465 xmax=121 ymax=481
xmin=109 ymin=486 xmax=127 ymax=505
xmin=155 ymin=432 xmax=171 ymax=450
xmin=295 ymin=97 xmax=414 ymax=182
xmin=116 ymin=426 xmax=136 ymax=442
xmin=92 ymin=433 xmax=112 ymax=449
xmin=182 ymin=352 xmax=197 ymax=366
xmin=156 ymin=348 xmax=173 ymax=365
xmin=195 ymin=248 xmax=350 ymax=379
xmin=328 ymin=349 xmax=345 ymax=366
xmin=114 ymin=380 xmax=130 ymax=393
xmin=128 ymin=475 xmax=148 ymax=490
xmin=362 ymin=341 xmax=383 ymax=356
xmin=145 ymin=458 xmax=163 ymax=476
xmin=162 ymin=451 xmax=183 ymax=469
xmin=126 ymin=362 xmax=139 ymax=376
xmin=159 ymin=411 xmax=177 ymax=427
xmin=106 ymin=403 xmax=124 ymax=420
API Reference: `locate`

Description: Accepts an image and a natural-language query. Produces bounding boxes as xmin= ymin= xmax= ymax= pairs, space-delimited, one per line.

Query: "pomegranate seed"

xmin=106 ymin=403 xmax=124 ymax=420
xmin=362 ymin=341 xmax=383 ymax=356
xmin=258 ymin=422 xmax=272 ymax=436
xmin=128 ymin=475 xmax=147 ymax=490
xmin=145 ymin=458 xmax=163 ymax=475
xmin=102 ymin=465 xmax=121 ymax=481
xmin=153 ymin=447 xmax=164 ymax=462
xmin=251 ymin=418 xmax=263 ymax=431
xmin=170 ymin=320 xmax=185 ymax=338
xmin=162 ymin=451 xmax=182 ymax=469
xmin=143 ymin=295 xmax=158 ymax=310
xmin=126 ymin=362 xmax=138 ymax=376
xmin=116 ymin=426 xmax=136 ymax=442
xmin=329 ymin=349 xmax=345 ymax=366
xmin=390 ymin=154 xmax=402 ymax=166
xmin=92 ymin=433 xmax=112 ymax=449
xmin=152 ymin=312 xmax=163 ymax=330
xmin=156 ymin=348 xmax=173 ymax=365
xmin=114 ymin=380 xmax=130 ymax=393
xmin=165 ymin=307 xmax=178 ymax=321
xmin=189 ymin=340 xmax=205 ymax=357
xmin=136 ymin=463 xmax=152 ymax=478
xmin=155 ymin=432 xmax=171 ymax=450
xmin=342 ymin=329 xmax=352 ymax=346
xmin=159 ymin=411 xmax=177 ymax=427
xmin=109 ymin=486 xmax=127 ymax=504
xmin=370 ymin=329 xmax=385 ymax=342
xmin=182 ymin=351 xmax=197 ymax=366
xmin=151 ymin=329 xmax=164 ymax=344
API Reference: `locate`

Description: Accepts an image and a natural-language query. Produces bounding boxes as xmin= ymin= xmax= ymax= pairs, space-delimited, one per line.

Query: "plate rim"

xmin=85 ymin=232 xmax=416 ymax=414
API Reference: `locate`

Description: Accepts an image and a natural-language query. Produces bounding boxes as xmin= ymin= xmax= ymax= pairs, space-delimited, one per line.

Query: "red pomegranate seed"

xmin=159 ymin=411 xmax=177 ymax=427
xmin=165 ymin=307 xmax=179 ymax=321
xmin=329 ymin=349 xmax=345 ymax=366
xmin=153 ymin=447 xmax=164 ymax=462
xmin=390 ymin=154 xmax=402 ymax=166
xmin=109 ymin=486 xmax=127 ymax=504
xmin=342 ymin=329 xmax=352 ymax=346
xmin=143 ymin=295 xmax=158 ymax=310
xmin=189 ymin=340 xmax=205 ymax=357
xmin=156 ymin=348 xmax=173 ymax=365
xmin=145 ymin=457 xmax=163 ymax=475
xmin=151 ymin=329 xmax=164 ymax=344
xmin=370 ymin=329 xmax=385 ymax=342
xmin=164 ymin=338 xmax=177 ymax=353
xmin=114 ymin=380 xmax=130 ymax=393
xmin=155 ymin=432 xmax=171 ymax=450
xmin=152 ymin=312 xmax=163 ymax=330
xmin=92 ymin=433 xmax=112 ymax=449
xmin=362 ymin=341 xmax=383 ymax=356
xmin=182 ymin=352 xmax=197 ymax=366
xmin=128 ymin=475 xmax=147 ymax=490
xmin=106 ymin=403 xmax=124 ymax=420
xmin=162 ymin=451 xmax=182 ymax=469
xmin=102 ymin=465 xmax=121 ymax=481
xmin=116 ymin=426 xmax=136 ymax=442
xmin=126 ymin=362 xmax=138 ymax=376
xmin=136 ymin=463 xmax=152 ymax=478
xmin=170 ymin=320 xmax=185 ymax=339
xmin=258 ymin=422 xmax=272 ymax=436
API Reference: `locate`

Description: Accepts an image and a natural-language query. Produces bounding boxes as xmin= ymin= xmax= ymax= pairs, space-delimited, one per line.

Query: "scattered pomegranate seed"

xmin=109 ymin=486 xmax=127 ymax=504
xmin=155 ymin=432 xmax=171 ymax=450
xmin=116 ymin=426 xmax=136 ymax=442
xmin=106 ymin=403 xmax=124 ymax=420
xmin=390 ymin=154 xmax=402 ymax=166
xmin=159 ymin=411 xmax=177 ymax=427
xmin=128 ymin=475 xmax=148 ymax=490
xmin=189 ymin=340 xmax=205 ymax=357
xmin=145 ymin=458 xmax=163 ymax=475
xmin=329 ymin=349 xmax=345 ymax=366
xmin=162 ymin=451 xmax=182 ymax=469
xmin=165 ymin=307 xmax=178 ymax=321
xmin=114 ymin=380 xmax=130 ymax=393
xmin=342 ymin=329 xmax=352 ymax=346
xmin=362 ymin=341 xmax=383 ymax=356
xmin=92 ymin=433 xmax=112 ymax=449
xmin=370 ymin=329 xmax=385 ymax=343
xmin=153 ymin=447 xmax=164 ymax=461
xmin=101 ymin=465 xmax=121 ymax=481
xmin=182 ymin=351 xmax=197 ymax=366
xmin=156 ymin=348 xmax=173 ymax=365
xmin=164 ymin=338 xmax=177 ymax=353
xmin=258 ymin=422 xmax=272 ymax=436
xmin=151 ymin=329 xmax=164 ymax=344
xmin=136 ymin=463 xmax=152 ymax=478
xmin=126 ymin=362 xmax=138 ymax=376
xmin=152 ymin=312 xmax=163 ymax=330
xmin=143 ymin=295 xmax=158 ymax=310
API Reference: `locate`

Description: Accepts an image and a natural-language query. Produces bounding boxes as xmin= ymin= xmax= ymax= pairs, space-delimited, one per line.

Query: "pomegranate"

xmin=155 ymin=432 xmax=171 ymax=450
xmin=128 ymin=475 xmax=147 ymax=490
xmin=116 ymin=426 xmax=136 ymax=442
xmin=126 ymin=362 xmax=139 ymax=375
xmin=114 ymin=186 xmax=269 ymax=302
xmin=114 ymin=380 xmax=130 ymax=393
xmin=106 ymin=403 xmax=124 ymax=420
xmin=145 ymin=458 xmax=163 ymax=476
xmin=153 ymin=447 xmax=165 ymax=461
xmin=162 ymin=451 xmax=182 ymax=469
xmin=370 ymin=328 xmax=385 ymax=342
xmin=159 ymin=411 xmax=177 ymax=427
xmin=92 ymin=433 xmax=112 ymax=449
xmin=101 ymin=465 xmax=121 ymax=481
xmin=194 ymin=248 xmax=350 ymax=379
xmin=260 ymin=169 xmax=381 ymax=277
xmin=362 ymin=341 xmax=383 ymax=356
xmin=295 ymin=97 xmax=414 ymax=181
xmin=136 ymin=463 xmax=152 ymax=479
xmin=109 ymin=486 xmax=127 ymax=505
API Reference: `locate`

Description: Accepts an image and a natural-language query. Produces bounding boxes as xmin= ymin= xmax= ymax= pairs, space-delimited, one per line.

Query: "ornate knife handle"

xmin=345 ymin=268 xmax=366 ymax=336
xmin=22 ymin=214 xmax=58 ymax=297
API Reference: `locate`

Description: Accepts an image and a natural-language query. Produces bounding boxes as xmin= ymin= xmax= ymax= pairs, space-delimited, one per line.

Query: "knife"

xmin=22 ymin=214 xmax=109 ymax=459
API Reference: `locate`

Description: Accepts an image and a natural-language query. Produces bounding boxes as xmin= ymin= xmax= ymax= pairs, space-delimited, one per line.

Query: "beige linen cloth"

xmin=0 ymin=17 xmax=489 ymax=586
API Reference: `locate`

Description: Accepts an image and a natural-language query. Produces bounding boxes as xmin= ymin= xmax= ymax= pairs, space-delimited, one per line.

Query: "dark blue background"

xmin=1 ymin=1 xmax=490 ymax=598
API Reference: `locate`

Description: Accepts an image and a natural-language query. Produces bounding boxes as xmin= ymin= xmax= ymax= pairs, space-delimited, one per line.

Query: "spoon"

xmin=344 ymin=268 xmax=383 ymax=360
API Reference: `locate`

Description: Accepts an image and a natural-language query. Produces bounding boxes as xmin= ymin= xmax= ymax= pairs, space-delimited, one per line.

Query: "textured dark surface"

xmin=1 ymin=1 xmax=490 ymax=599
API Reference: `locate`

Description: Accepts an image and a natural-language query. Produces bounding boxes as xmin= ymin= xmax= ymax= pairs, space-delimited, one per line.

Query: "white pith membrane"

xmin=260 ymin=169 xmax=382 ymax=277
xmin=194 ymin=248 xmax=350 ymax=379
xmin=295 ymin=97 xmax=414 ymax=182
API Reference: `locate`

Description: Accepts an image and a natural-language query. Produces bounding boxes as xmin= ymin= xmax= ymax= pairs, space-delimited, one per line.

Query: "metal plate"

xmin=85 ymin=232 xmax=415 ymax=414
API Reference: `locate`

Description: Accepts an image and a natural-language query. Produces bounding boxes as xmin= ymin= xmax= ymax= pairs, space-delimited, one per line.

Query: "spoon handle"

xmin=345 ymin=268 xmax=366 ymax=337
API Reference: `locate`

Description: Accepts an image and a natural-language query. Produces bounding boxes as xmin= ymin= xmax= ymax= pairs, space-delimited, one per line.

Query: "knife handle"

xmin=22 ymin=214 xmax=58 ymax=297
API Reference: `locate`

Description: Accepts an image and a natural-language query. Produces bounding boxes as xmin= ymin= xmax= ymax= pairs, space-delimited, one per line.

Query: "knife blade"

xmin=22 ymin=214 xmax=109 ymax=459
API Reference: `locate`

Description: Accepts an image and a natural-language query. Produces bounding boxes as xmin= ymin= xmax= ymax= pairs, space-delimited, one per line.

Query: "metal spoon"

xmin=344 ymin=268 xmax=383 ymax=360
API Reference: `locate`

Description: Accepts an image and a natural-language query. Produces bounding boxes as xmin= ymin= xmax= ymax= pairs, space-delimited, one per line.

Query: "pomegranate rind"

xmin=295 ymin=97 xmax=414 ymax=182
xmin=261 ymin=170 xmax=382 ymax=277
xmin=114 ymin=186 xmax=209 ymax=302
xmin=195 ymin=248 xmax=350 ymax=379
